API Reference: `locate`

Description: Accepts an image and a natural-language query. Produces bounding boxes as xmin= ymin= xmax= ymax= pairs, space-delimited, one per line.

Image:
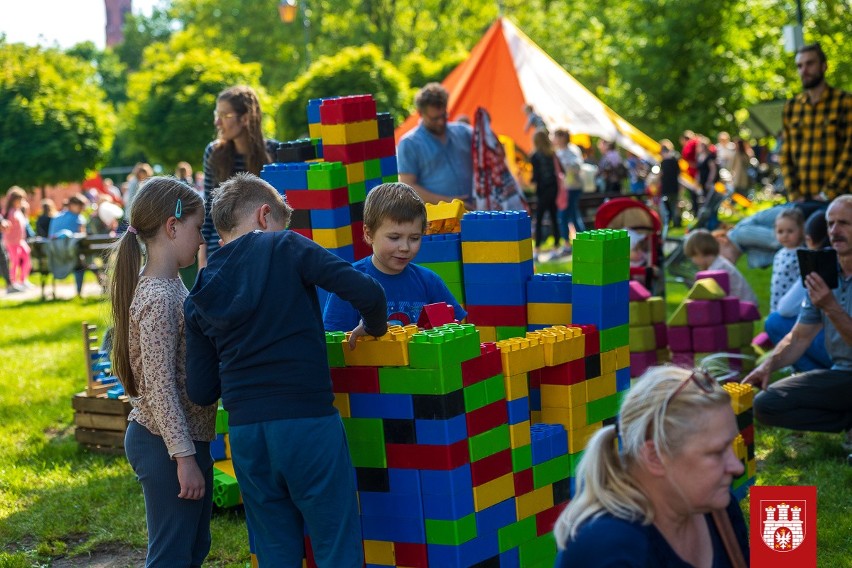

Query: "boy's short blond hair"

xmin=211 ymin=172 xmax=293 ymax=235
xmin=683 ymin=229 xmax=720 ymax=257
xmin=363 ymin=182 xmax=427 ymax=234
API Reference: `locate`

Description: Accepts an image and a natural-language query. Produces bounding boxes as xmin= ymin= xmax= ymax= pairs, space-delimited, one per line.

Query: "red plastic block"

xmin=537 ymin=361 xmax=585 ymax=386
xmin=470 ymin=448 xmax=512 ymax=486
xmin=285 ymin=188 xmax=349 ymax=210
xmin=461 ymin=343 xmax=503 ymax=387
xmin=304 ymin=536 xmax=318 ymax=568
xmin=319 ymin=94 xmax=377 ymax=124
xmin=351 ymin=221 xmax=371 ymax=261
xmin=394 ymin=542 xmax=429 ymax=567
xmin=323 ymin=142 xmax=366 ymax=164
xmin=417 ymin=302 xmax=457 ymax=329
xmin=528 ymin=369 xmax=541 ymax=388
xmin=291 ymin=227 xmax=313 ymax=240
xmin=466 ymin=400 xmax=509 ymax=438
xmin=576 ymin=325 xmax=600 ymax=354
xmin=536 ymin=503 xmax=568 ymax=536
xmin=513 ymin=468 xmax=534 ymax=495
xmin=330 ymin=367 xmax=380 ymax=393
xmin=466 ymin=305 xmax=527 ymax=326
xmin=741 ymin=424 xmax=754 ymax=446
xmin=386 ymin=440 xmax=470 ymax=470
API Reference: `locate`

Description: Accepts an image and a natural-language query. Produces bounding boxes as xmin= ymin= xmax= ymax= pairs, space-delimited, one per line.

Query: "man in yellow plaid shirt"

xmin=782 ymin=43 xmax=852 ymax=201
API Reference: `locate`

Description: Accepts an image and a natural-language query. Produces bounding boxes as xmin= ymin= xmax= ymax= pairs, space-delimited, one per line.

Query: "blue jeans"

xmin=559 ymin=189 xmax=585 ymax=240
xmin=229 ymin=413 xmax=363 ymax=568
xmin=124 ymin=421 xmax=213 ymax=568
xmin=764 ymin=312 xmax=831 ymax=372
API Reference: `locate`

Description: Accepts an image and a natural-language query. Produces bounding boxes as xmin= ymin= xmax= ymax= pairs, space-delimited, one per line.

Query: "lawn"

xmin=1 ymin=253 xmax=851 ymax=566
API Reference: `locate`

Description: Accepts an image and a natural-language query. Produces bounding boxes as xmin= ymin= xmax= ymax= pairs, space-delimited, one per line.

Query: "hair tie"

xmin=127 ymin=225 xmax=138 ymax=235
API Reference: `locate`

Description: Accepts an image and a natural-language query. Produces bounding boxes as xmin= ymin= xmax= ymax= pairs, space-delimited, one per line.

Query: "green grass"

xmin=2 ymin=246 xmax=851 ymax=565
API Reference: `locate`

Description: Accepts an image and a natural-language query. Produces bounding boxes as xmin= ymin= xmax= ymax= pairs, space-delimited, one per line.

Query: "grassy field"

xmin=0 ymin=254 xmax=850 ymax=566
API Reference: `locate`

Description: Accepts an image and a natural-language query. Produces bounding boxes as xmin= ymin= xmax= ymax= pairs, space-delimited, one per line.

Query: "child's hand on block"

xmin=347 ymin=321 xmax=369 ymax=350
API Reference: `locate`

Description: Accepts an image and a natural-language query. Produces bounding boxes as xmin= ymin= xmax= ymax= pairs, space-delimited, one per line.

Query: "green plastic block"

xmin=469 ymin=424 xmax=510 ymax=462
xmin=532 ymin=454 xmax=571 ymax=489
xmin=464 ymin=374 xmax=505 ymax=412
xmin=212 ymin=470 xmax=241 ymax=508
xmin=512 ymin=445 xmax=533 ymax=472
xmin=307 ymin=162 xmax=348 ymax=190
xmin=586 ymin=392 xmax=621 ymax=424
xmin=568 ymin=450 xmax=584 ymax=477
xmin=378 ymin=366 xmax=462 ymax=395
xmin=571 ymin=260 xmax=630 ymax=285
xmin=687 ymin=278 xmax=726 ymax=300
xmin=498 ymin=516 xmax=537 ymax=552
xmin=215 ymin=405 xmax=229 ymax=434
xmin=381 ymin=174 xmax=399 ymax=184
xmin=425 ymin=513 xmax=477 ymax=545
xmin=628 ymin=324 xmax=656 ymax=352
xmin=446 ymin=281 xmax=465 ymax=305
xmin=518 ymin=532 xmax=557 ymax=565
xmin=342 ymin=418 xmax=386 ymax=468
xmin=496 ymin=326 xmax=527 ymax=341
xmin=324 ymin=332 xmax=346 ymax=367
xmin=420 ymin=261 xmax=462 ymax=284
xmin=572 ymin=229 xmax=629 ymax=264
xmin=364 ymin=158 xmax=382 ymax=179
xmin=600 ymin=324 xmax=629 ymax=351
xmin=726 ymin=323 xmax=742 ymax=349
xmin=409 ymin=324 xmax=481 ymax=370
xmin=667 ymin=300 xmax=689 ymax=326
xmin=347 ymin=181 xmax=366 ymax=203
xmin=629 ymin=301 xmax=652 ymax=326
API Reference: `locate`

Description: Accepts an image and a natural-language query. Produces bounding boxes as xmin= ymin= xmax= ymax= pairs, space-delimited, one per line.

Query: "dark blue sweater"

xmin=184 ymin=230 xmax=387 ymax=426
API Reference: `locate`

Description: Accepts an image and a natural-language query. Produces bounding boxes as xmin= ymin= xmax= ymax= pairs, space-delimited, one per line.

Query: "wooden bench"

xmin=28 ymin=234 xmax=117 ymax=300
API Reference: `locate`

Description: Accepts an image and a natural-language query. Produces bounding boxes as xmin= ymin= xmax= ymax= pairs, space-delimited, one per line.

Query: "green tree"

xmin=0 ymin=42 xmax=115 ymax=189
xmin=114 ymin=7 xmax=175 ymax=71
xmin=65 ymin=41 xmax=129 ymax=105
xmin=124 ymin=41 xmax=272 ymax=169
xmin=275 ymin=44 xmax=411 ymax=141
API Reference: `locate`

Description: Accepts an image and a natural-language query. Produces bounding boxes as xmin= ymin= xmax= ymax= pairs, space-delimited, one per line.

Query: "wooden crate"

xmin=73 ymin=391 xmax=131 ymax=454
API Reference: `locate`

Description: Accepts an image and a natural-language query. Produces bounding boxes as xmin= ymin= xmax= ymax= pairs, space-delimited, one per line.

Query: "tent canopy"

xmin=396 ymin=18 xmax=660 ymax=158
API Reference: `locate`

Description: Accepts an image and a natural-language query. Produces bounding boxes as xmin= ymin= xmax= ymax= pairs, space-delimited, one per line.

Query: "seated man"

xmin=743 ymin=196 xmax=852 ymax=453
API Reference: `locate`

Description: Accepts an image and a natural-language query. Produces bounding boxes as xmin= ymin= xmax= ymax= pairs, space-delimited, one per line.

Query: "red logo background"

xmin=750 ymin=486 xmax=816 ymax=567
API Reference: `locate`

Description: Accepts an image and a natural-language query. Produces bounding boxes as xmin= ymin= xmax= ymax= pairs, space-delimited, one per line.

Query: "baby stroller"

xmin=594 ymin=197 xmax=664 ymax=296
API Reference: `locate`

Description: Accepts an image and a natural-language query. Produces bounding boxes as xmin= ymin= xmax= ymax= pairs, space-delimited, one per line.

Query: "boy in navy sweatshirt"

xmin=185 ymin=172 xmax=387 ymax=567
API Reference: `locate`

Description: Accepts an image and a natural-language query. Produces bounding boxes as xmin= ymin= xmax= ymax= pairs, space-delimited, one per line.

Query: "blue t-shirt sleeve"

xmin=322 ymin=291 xmax=362 ymax=332
xmin=397 ymin=135 xmax=420 ymax=177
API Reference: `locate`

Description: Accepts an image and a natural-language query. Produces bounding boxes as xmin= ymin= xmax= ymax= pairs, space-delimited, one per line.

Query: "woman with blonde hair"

xmin=554 ymin=364 xmax=749 ymax=567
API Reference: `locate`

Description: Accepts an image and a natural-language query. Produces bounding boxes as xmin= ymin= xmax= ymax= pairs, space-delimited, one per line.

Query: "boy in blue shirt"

xmin=323 ymin=182 xmax=466 ymax=331
xmin=184 ymin=172 xmax=387 ymax=567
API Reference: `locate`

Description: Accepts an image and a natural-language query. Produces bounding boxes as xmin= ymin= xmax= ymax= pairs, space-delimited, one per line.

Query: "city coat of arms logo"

xmin=759 ymin=500 xmax=806 ymax=552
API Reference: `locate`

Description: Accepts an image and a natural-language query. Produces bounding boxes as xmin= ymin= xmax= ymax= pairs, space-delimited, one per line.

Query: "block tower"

xmin=416 ymin=200 xmax=468 ymax=307
xmin=723 ymin=382 xmax=756 ymax=500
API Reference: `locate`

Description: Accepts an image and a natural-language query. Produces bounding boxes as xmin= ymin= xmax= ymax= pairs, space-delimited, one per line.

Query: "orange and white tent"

xmin=395 ymin=18 xmax=660 ymax=158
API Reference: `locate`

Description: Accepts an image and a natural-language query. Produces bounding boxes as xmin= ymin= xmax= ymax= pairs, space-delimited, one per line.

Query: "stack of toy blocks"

xmin=627 ymin=280 xmax=670 ymax=377
xmin=417 ymin=200 xmax=468 ymax=306
xmin=210 ymin=405 xmax=242 ymax=509
xmin=722 ymin=382 xmax=756 ymax=500
xmin=666 ymin=270 xmax=759 ymax=370
xmin=526 ymin=274 xmax=572 ymax=331
xmin=461 ymin=211 xmax=534 ymax=342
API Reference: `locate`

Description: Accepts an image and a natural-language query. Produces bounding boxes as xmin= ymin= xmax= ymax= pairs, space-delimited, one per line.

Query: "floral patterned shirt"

xmin=128 ymin=277 xmax=216 ymax=457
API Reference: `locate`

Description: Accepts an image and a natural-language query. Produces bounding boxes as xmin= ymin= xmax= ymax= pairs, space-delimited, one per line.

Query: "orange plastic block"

xmin=343 ymin=325 xmax=417 ymax=367
xmin=496 ymin=336 xmax=546 ymax=376
xmin=516 ymin=485 xmax=554 ymax=520
xmin=473 ymin=472 xmax=515 ymax=512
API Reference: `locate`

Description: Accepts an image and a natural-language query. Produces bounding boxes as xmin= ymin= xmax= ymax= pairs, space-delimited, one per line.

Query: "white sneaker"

xmin=6 ymin=284 xmax=22 ymax=294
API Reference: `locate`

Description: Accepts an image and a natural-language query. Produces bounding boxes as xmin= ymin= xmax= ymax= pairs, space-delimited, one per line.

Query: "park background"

xmin=2 ymin=0 xmax=852 ymax=566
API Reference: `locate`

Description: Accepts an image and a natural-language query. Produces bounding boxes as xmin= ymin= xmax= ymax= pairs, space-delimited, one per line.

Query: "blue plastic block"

xmin=307 ymin=98 xmax=323 ymax=123
xmin=260 ymin=162 xmax=310 ymax=192
xmin=464 ymin=282 xmax=527 ymax=306
xmin=463 ymin=260 xmax=534 ymax=285
xmin=475 ymin=498 xmax=517 ymax=535
xmin=527 ymin=273 xmax=573 ymax=304
xmin=210 ymin=434 xmax=226 ymax=461
xmin=415 ymin=415 xmax=468 ymax=445
xmin=500 ymin=548 xmax=521 ymax=568
xmin=552 ymin=425 xmax=568 ymax=457
xmin=389 ymin=468 xmax=422 ymax=495
xmin=527 ymin=324 xmax=551 ymax=332
xmin=529 ymin=387 xmax=541 ymax=412
xmin=460 ymin=211 xmax=532 ymax=242
xmin=349 ymin=393 xmax=414 ymax=419
xmin=572 ymin=281 xmax=629 ymax=329
xmin=365 ymin=178 xmax=383 ymax=193
xmin=310 ymin=205 xmax=351 ymax=229
xmin=423 ymin=483 xmax=474 ymax=520
xmin=379 ymin=155 xmax=398 ymax=176
xmin=315 ymin=139 xmax=323 ymax=159
xmin=361 ymin=514 xmax=426 ymax=543
xmin=616 ymin=367 xmax=631 ymax=392
xmin=733 ymin=477 xmax=755 ymax=502
xmin=106 ymin=385 xmax=124 ymax=399
xmin=359 ymin=491 xmax=423 ymax=518
xmin=531 ymin=423 xmax=566 ymax=465
xmin=418 ymin=233 xmax=462 ymax=263
xmin=421 ymin=464 xmax=472 ymax=496
xmin=326 ymin=244 xmax=355 ymax=262
xmin=506 ymin=397 xmax=530 ymax=425
xmin=569 ymin=477 xmax=577 ymax=498
xmin=428 ymin=531 xmax=499 ymax=567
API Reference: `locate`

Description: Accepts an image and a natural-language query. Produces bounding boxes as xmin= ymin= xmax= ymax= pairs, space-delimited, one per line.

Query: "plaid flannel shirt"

xmin=782 ymin=85 xmax=852 ymax=200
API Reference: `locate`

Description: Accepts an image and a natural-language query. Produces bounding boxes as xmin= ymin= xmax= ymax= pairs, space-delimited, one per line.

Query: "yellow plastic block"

xmin=214 ymin=459 xmax=237 ymax=478
xmin=541 ymin=405 xmax=587 ymax=430
xmin=648 ymin=296 xmax=666 ymax=323
xmin=496 ymin=336 xmax=546 ymax=376
xmin=343 ymin=325 xmax=417 ymax=367
xmin=477 ymin=326 xmax=497 ymax=342
xmin=530 ymin=410 xmax=542 ymax=424
xmin=687 ymin=278 xmax=726 ymax=300
xmin=516 ymin=485 xmax=554 ymax=520
xmin=586 ymin=373 xmax=617 ymax=401
xmin=333 ymin=392 xmax=350 ymax=418
xmin=527 ymin=302 xmax=571 ymax=326
xmin=733 ymin=434 xmax=747 ymax=461
xmin=747 ymin=458 xmax=756 ymax=477
xmin=667 ymin=300 xmax=689 ymax=326
xmin=308 ymin=122 xmax=322 ymax=139
xmin=473 ymin=472 xmax=515 ymax=512
xmin=629 ymin=325 xmax=657 ymax=353
xmin=320 ymin=123 xmax=347 ymax=145
xmin=504 ymin=373 xmax=529 ymax=401
xmin=345 ymin=119 xmax=379 ymax=144
xmin=509 ymin=421 xmax=532 ymax=448
xmin=345 ymin=161 xmax=365 ymax=184
xmin=568 ymin=422 xmax=601 ymax=453
xmin=600 ymin=349 xmax=618 ymax=375
xmin=723 ymin=382 xmax=754 ymax=414
xmin=656 ymin=348 xmax=671 ymax=364
xmin=363 ymin=540 xmax=395 ymax=565
xmin=426 ymin=200 xmax=466 ymax=234
xmin=540 ymin=383 xmax=585 ymax=409
xmin=615 ymin=345 xmax=631 ymax=369
xmin=462 ymin=239 xmax=533 ymax=263
xmin=537 ymin=326 xmax=584 ymax=366
xmin=629 ymin=301 xmax=651 ymax=326
xmin=312 ymin=226 xmax=353 ymax=249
